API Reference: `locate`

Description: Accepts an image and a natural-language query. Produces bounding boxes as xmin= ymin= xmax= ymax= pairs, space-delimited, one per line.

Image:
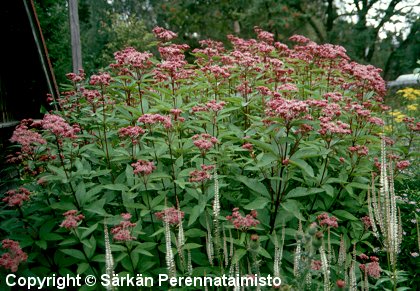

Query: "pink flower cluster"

xmin=118 ymin=126 xmax=145 ymax=144
xmin=242 ymin=142 xmax=253 ymax=152
xmin=89 ymin=73 xmax=111 ymax=86
xmin=202 ymin=65 xmax=230 ymax=79
xmin=189 ymin=164 xmax=215 ymax=182
xmin=66 ymin=69 xmax=85 ymax=83
xmin=0 ymin=239 xmax=27 ymax=272
xmin=318 ymin=117 xmax=351 ymax=135
xmin=226 ymin=208 xmax=260 ymax=230
xmin=317 ymin=213 xmax=338 ymax=228
xmin=396 ymin=160 xmax=410 ymax=170
xmin=266 ymin=98 xmax=308 ymax=121
xmin=41 ymin=114 xmax=79 ymax=139
xmin=113 ymin=47 xmax=153 ymax=71
xmin=192 ymin=133 xmax=219 ymax=152
xmin=3 ymin=187 xmax=31 ymax=207
xmin=155 ymin=207 xmax=184 ymax=225
xmin=152 ymin=26 xmax=177 ymax=42
xmin=348 ymin=145 xmax=369 ymax=156
xmin=311 ymin=260 xmax=322 ymax=271
xmin=10 ymin=122 xmax=46 ymax=154
xmin=359 ymin=255 xmax=381 ymax=279
xmin=131 ymin=160 xmax=156 ymax=176
xmin=111 ymin=213 xmax=136 ymax=241
xmin=138 ymin=113 xmax=172 ymax=129
xmin=206 ymin=100 xmax=227 ymax=112
xmin=60 ymin=210 xmax=85 ymax=230
xmin=169 ymin=108 xmax=185 ymax=122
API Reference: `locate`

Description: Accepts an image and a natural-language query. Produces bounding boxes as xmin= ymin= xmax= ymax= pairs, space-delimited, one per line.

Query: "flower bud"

xmin=308 ymin=222 xmax=318 ymax=235
xmin=249 ymin=234 xmax=260 ymax=250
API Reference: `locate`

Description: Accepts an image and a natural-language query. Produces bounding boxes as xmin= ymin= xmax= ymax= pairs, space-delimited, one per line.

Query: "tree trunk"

xmin=69 ymin=0 xmax=82 ymax=73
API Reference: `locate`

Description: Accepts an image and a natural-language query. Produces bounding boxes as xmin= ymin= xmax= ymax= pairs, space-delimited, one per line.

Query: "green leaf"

xmin=80 ymin=223 xmax=98 ymax=240
xmin=188 ymin=205 xmax=203 ymax=226
xmin=258 ymin=247 xmax=272 ymax=259
xmin=236 ymin=175 xmax=270 ymax=198
xmin=232 ymin=248 xmax=247 ymax=264
xmin=77 ymin=262 xmax=90 ymax=274
xmin=281 ymin=200 xmax=306 ymax=221
xmin=333 ymin=210 xmax=358 ymax=221
xmin=289 ymin=158 xmax=314 ymax=177
xmin=244 ymin=197 xmax=270 ymax=210
xmin=102 ymin=184 xmax=129 ymax=192
xmin=183 ymin=243 xmax=202 ymax=250
xmin=60 ymin=249 xmax=86 ymax=260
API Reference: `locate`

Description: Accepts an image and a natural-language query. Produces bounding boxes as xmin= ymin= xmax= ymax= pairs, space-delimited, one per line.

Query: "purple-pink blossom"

xmin=111 ymin=213 xmax=136 ymax=241
xmin=3 ymin=187 xmax=31 ymax=207
xmin=0 ymin=239 xmax=27 ymax=272
xmin=131 ymin=160 xmax=156 ymax=176
xmin=155 ymin=207 xmax=184 ymax=225
xmin=226 ymin=208 xmax=260 ymax=230
xmin=317 ymin=213 xmax=338 ymax=228
xmin=60 ymin=210 xmax=84 ymax=230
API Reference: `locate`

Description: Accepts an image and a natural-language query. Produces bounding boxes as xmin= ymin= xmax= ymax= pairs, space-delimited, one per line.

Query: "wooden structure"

xmin=0 ymin=0 xmax=59 ymax=148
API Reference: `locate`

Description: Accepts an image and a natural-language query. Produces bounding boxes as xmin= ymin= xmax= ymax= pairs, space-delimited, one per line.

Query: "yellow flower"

xmin=397 ymin=87 xmax=420 ymax=101
xmin=389 ymin=111 xmax=402 ymax=117
xmin=407 ymin=104 xmax=418 ymax=111
xmin=384 ymin=125 xmax=392 ymax=133
xmin=394 ymin=114 xmax=405 ymax=123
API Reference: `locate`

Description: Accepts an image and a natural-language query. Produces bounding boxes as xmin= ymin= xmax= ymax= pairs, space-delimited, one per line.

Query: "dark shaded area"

xmin=0 ymin=0 xmax=58 ymax=149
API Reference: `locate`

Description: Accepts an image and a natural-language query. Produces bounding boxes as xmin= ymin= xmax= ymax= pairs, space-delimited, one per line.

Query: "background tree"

xmin=34 ymin=0 xmax=420 ymax=82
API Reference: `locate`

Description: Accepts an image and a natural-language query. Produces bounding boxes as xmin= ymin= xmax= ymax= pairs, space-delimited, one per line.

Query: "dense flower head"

xmin=118 ymin=126 xmax=145 ymax=144
xmin=311 ymin=260 xmax=322 ymax=270
xmin=359 ymin=261 xmax=381 ymax=279
xmin=289 ymin=34 xmax=310 ymax=44
xmin=254 ymin=26 xmax=274 ymax=44
xmin=60 ymin=210 xmax=85 ymax=230
xmin=202 ymin=65 xmax=230 ymax=79
xmin=42 ymin=114 xmax=78 ymax=139
xmin=111 ymin=213 xmax=136 ymax=241
xmin=226 ymin=208 xmax=260 ymax=230
xmin=131 ymin=160 xmax=156 ymax=176
xmin=318 ymin=117 xmax=351 ymax=135
xmin=153 ymin=26 xmax=177 ymax=42
xmin=188 ymin=164 xmax=215 ymax=183
xmin=266 ymin=98 xmax=308 ymax=121
xmin=336 ymin=280 xmax=346 ymax=288
xmin=348 ymin=145 xmax=369 ymax=156
xmin=10 ymin=123 xmax=46 ymax=154
xmin=89 ymin=72 xmax=112 ymax=86
xmin=3 ymin=187 xmax=31 ymax=207
xmin=242 ymin=142 xmax=253 ymax=152
xmin=0 ymin=239 xmax=27 ymax=272
xmin=155 ymin=207 xmax=184 ymax=225
xmin=396 ymin=160 xmax=410 ymax=170
xmin=138 ymin=113 xmax=172 ymax=129
xmin=192 ymin=133 xmax=218 ymax=152
xmin=66 ymin=69 xmax=85 ymax=83
xmin=206 ymin=100 xmax=227 ymax=112
xmin=317 ymin=213 xmax=338 ymax=228
xmin=113 ymin=47 xmax=153 ymax=70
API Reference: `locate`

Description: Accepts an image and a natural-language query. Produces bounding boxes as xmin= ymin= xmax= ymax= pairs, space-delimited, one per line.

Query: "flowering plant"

xmin=1 ymin=27 xmax=418 ymax=290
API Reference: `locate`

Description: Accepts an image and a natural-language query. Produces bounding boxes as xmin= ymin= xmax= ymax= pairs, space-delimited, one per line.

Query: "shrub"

xmin=1 ymin=27 xmax=418 ymax=290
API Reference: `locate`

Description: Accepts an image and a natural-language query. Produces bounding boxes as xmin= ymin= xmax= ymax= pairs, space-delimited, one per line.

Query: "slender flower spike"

xmin=104 ymin=220 xmax=114 ymax=291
